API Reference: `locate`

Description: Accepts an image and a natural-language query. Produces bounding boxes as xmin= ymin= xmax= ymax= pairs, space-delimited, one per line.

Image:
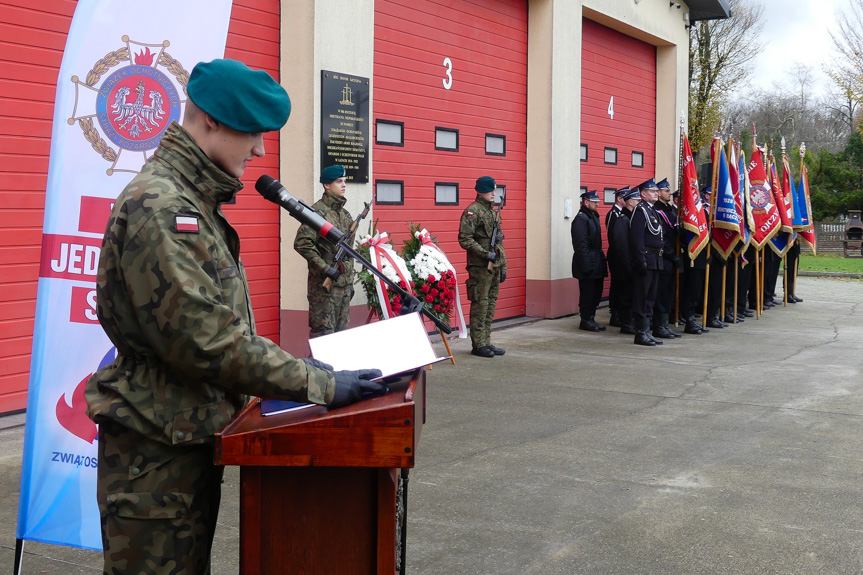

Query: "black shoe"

xmin=652 ymin=327 xmax=677 ymax=339
xmin=763 ymin=300 xmax=775 ymax=308
xmin=579 ymin=319 xmax=604 ymax=332
xmin=620 ymin=324 xmax=637 ymax=335
xmin=786 ymin=296 xmax=796 ymax=304
xmin=684 ymin=321 xmax=702 ymax=335
xmin=471 ymin=346 xmax=495 ymax=358
xmin=792 ymin=295 xmax=803 ymax=302
xmin=609 ymin=312 xmax=621 ymax=327
xmin=723 ymin=315 xmax=742 ymax=323
xmin=707 ymin=318 xmax=725 ymax=329
xmin=489 ymin=345 xmax=505 ymax=356
xmin=741 ymin=309 xmax=754 ymax=317
xmin=634 ymin=332 xmax=656 ymax=346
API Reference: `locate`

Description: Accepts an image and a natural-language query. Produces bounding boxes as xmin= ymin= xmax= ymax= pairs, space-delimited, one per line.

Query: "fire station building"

xmin=0 ymin=0 xmax=730 ymax=413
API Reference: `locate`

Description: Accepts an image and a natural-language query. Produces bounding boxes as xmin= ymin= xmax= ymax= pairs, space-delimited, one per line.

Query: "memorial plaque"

xmin=321 ymin=70 xmax=369 ymax=183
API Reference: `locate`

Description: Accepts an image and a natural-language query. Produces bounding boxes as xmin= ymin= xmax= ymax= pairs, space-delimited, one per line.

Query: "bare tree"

xmin=827 ymin=0 xmax=863 ymax=106
xmin=688 ymin=0 xmax=764 ymax=158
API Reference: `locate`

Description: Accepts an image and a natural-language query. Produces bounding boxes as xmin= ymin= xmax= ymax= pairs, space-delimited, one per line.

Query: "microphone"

xmin=255 ymin=175 xmax=345 ymax=243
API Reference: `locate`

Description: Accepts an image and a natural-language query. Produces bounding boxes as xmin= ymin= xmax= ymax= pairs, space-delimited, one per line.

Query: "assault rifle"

xmin=323 ymin=197 xmax=372 ymax=292
xmin=487 ymin=187 xmax=506 ymax=272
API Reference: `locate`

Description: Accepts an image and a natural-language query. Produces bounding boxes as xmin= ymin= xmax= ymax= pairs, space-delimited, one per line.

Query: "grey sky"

xmin=747 ymin=0 xmax=847 ymax=97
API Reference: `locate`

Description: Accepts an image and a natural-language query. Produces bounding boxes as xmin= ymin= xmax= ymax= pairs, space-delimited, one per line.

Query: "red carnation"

xmin=425 ymin=295 xmax=434 ymax=303
xmin=430 ymin=288 xmax=439 ymax=297
xmin=433 ymin=304 xmax=441 ymax=311
xmin=420 ymin=284 xmax=431 ymax=294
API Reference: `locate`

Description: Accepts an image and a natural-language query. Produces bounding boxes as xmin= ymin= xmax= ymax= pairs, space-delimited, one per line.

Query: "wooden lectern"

xmin=214 ymin=368 xmax=425 ymax=574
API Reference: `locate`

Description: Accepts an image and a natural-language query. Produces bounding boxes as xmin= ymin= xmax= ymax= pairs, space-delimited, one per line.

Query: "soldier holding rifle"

xmin=295 ymin=165 xmax=365 ymax=338
xmin=459 ymin=176 xmax=507 ymax=358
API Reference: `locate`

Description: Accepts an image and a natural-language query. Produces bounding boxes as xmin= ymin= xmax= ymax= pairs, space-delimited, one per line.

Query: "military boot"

xmin=662 ymin=313 xmax=681 ymax=338
xmin=652 ymin=313 xmax=677 ymax=339
xmin=579 ymin=308 xmax=604 ymax=332
xmin=684 ymin=316 xmax=702 ymax=335
xmin=609 ymin=309 xmax=621 ymax=327
xmin=619 ymin=311 xmax=636 ymax=335
xmin=645 ymin=316 xmax=664 ymax=344
xmin=634 ymin=317 xmax=656 ymax=346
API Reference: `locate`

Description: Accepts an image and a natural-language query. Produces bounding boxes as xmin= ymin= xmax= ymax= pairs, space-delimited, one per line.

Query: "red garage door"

xmin=0 ymin=0 xmax=281 ymax=414
xmin=581 ymin=18 xmax=656 ymax=215
xmin=581 ymin=18 xmax=656 ymax=295
xmin=373 ymin=0 xmax=528 ymax=322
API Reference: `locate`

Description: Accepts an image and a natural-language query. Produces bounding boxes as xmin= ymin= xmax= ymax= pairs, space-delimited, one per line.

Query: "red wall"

xmin=0 ymin=0 xmax=282 ymax=413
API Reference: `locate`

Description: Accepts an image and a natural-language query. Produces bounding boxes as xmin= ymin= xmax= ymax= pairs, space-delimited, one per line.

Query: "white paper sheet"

xmin=308 ymin=312 xmax=447 ymax=378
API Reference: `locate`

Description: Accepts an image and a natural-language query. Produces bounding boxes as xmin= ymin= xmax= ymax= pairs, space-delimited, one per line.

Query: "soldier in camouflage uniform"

xmin=459 ymin=176 xmax=507 ymax=358
xmin=294 ymin=165 xmax=354 ymax=339
xmin=85 ymin=59 xmax=383 ymax=575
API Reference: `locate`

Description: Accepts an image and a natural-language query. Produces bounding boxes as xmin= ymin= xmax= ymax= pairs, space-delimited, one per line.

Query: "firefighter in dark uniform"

xmin=571 ymin=190 xmax=608 ymax=331
xmin=608 ymin=187 xmax=641 ymax=335
xmin=652 ymin=178 xmax=681 ymax=339
xmin=629 ymin=179 xmax=664 ymax=346
xmin=606 ymin=186 xmax=628 ymax=327
xmin=785 ymin=237 xmax=802 ymax=302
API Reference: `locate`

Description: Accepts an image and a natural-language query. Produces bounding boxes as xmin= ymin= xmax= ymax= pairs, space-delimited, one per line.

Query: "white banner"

xmin=16 ymin=0 xmax=233 ymax=550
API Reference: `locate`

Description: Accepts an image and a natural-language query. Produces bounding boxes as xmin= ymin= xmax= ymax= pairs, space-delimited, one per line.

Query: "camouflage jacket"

xmin=458 ymin=195 xmax=507 ymax=270
xmin=293 ymin=191 xmax=354 ymax=288
xmin=85 ymin=122 xmax=335 ymax=446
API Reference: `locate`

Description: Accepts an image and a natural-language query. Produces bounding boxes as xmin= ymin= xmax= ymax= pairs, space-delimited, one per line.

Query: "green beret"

xmin=320 ymin=165 xmax=346 ymax=184
xmin=188 ymin=59 xmax=291 ymax=133
xmin=475 ymin=176 xmax=496 ymax=193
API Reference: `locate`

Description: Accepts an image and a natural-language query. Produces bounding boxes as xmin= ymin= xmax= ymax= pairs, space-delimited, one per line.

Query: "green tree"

xmin=806 ymin=132 xmax=863 ymax=219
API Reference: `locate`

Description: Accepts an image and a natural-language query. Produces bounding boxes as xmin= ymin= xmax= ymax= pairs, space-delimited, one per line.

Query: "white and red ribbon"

xmin=362 ymin=232 xmax=412 ymax=319
xmin=415 ymin=228 xmax=467 ymax=339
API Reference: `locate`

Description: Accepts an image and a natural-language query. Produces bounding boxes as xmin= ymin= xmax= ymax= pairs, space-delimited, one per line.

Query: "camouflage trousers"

xmin=96 ymin=421 xmax=223 ymax=575
xmin=308 ymin=276 xmax=352 ymax=339
xmin=465 ymin=265 xmax=501 ymax=349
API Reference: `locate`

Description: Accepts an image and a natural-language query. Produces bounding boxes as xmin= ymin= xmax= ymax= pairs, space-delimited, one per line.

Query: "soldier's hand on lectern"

xmin=302 ymin=357 xmax=334 ymax=371
xmin=329 ymin=369 xmax=387 ymax=408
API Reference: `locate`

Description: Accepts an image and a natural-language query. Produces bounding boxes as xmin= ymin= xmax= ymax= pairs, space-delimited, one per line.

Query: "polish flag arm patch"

xmin=174 ymin=215 xmax=199 ymax=233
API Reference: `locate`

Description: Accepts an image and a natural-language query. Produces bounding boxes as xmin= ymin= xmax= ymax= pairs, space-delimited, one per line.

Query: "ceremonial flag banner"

xmin=16 ymin=0 xmax=233 ymax=551
xmin=747 ymin=148 xmax=781 ymax=249
xmin=797 ymin=161 xmax=817 ymax=254
xmin=710 ymin=139 xmax=741 ymax=259
xmin=680 ymin=134 xmax=709 ymax=262
xmin=738 ymin=147 xmax=754 ymax=250
xmin=768 ymin=154 xmax=796 ymax=257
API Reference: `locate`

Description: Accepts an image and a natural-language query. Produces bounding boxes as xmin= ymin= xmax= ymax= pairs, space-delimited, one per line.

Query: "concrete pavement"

xmin=1 ymin=276 xmax=862 ymax=574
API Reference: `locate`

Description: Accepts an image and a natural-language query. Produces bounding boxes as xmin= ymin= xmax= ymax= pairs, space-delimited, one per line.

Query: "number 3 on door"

xmin=442 ymin=57 xmax=453 ymax=90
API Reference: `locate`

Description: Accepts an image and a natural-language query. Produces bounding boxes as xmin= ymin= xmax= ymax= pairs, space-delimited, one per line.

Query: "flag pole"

xmin=675 ymin=112 xmax=685 ymax=325
xmin=703 ymin=137 xmax=720 ymax=327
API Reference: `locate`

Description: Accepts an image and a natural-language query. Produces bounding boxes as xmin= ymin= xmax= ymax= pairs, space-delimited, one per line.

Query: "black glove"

xmin=302 ymin=357 xmax=333 ymax=371
xmin=634 ymin=260 xmax=647 ymax=275
xmin=497 ymin=232 xmax=505 ymax=241
xmin=487 ymin=250 xmax=497 ymax=262
xmin=325 ymin=266 xmax=341 ymax=281
xmin=350 ymin=285 xmax=355 ymax=299
xmin=330 ymin=369 xmax=386 ymax=408
xmin=499 ymin=269 xmax=507 ymax=284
